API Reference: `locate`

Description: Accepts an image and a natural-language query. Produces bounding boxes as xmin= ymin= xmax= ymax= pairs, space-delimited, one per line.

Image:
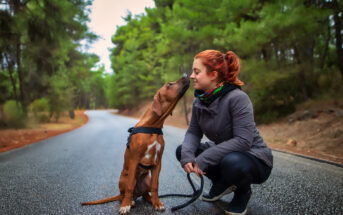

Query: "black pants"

xmin=176 ymin=145 xmax=272 ymax=193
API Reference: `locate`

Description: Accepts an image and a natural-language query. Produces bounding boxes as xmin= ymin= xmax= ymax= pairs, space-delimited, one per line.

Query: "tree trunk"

xmin=293 ymin=45 xmax=309 ymax=101
xmin=12 ymin=0 xmax=27 ymax=110
xmin=333 ymin=0 xmax=343 ymax=77
xmin=183 ymin=95 xmax=189 ymax=125
xmin=180 ymin=64 xmax=189 ymax=125
xmin=261 ymin=48 xmax=268 ymax=62
xmin=16 ymin=30 xmax=26 ymax=110
xmin=320 ymin=18 xmax=330 ymax=69
xmin=3 ymin=53 xmax=18 ymax=103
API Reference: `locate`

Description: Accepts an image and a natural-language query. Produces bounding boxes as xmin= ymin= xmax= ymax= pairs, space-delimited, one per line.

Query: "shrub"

xmin=30 ymin=98 xmax=50 ymax=114
xmin=3 ymin=100 xmax=27 ymax=128
xmin=252 ymin=76 xmax=300 ymax=123
xmin=246 ymin=68 xmax=301 ymax=124
xmin=29 ymin=98 xmax=51 ymax=122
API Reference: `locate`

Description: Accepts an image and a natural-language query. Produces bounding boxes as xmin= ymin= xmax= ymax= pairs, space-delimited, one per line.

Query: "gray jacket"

xmin=180 ymin=88 xmax=273 ymax=170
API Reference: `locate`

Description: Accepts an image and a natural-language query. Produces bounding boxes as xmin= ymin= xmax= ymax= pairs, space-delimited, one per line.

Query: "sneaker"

xmin=224 ymin=189 xmax=252 ymax=215
xmin=202 ymin=180 xmax=237 ymax=202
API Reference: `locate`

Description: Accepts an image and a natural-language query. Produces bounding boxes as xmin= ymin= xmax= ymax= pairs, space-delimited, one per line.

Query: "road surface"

xmin=0 ymin=110 xmax=342 ymax=215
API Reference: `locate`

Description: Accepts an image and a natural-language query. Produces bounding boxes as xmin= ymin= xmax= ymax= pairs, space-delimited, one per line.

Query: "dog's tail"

xmin=81 ymin=194 xmax=121 ymax=205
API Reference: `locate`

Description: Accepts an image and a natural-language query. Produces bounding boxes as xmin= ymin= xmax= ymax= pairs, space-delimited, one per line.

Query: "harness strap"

xmin=126 ymin=126 xmax=163 ymax=149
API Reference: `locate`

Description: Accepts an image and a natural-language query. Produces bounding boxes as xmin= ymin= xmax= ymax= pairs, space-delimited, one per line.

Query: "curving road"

xmin=0 ymin=110 xmax=342 ymax=215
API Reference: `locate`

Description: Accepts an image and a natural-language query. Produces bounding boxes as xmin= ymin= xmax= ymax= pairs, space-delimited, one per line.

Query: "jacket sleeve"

xmin=180 ymin=99 xmax=203 ymax=167
xmin=195 ymin=92 xmax=255 ymax=170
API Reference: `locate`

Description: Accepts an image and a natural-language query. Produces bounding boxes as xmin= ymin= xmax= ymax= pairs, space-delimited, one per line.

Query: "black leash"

xmin=159 ymin=173 xmax=204 ymax=211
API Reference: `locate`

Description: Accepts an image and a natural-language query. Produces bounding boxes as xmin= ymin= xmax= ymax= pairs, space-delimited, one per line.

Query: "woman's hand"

xmin=193 ymin=162 xmax=205 ymax=177
xmin=183 ymin=162 xmax=205 ymax=177
xmin=183 ymin=162 xmax=194 ymax=174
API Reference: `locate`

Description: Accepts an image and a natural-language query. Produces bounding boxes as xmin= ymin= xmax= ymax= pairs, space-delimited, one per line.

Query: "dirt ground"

xmin=118 ymin=101 xmax=343 ymax=165
xmin=258 ymin=111 xmax=343 ymax=164
xmin=0 ymin=111 xmax=88 ymax=153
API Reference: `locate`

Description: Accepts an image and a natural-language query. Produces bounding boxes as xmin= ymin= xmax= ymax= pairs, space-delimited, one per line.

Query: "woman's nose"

xmin=190 ymin=72 xmax=195 ymax=79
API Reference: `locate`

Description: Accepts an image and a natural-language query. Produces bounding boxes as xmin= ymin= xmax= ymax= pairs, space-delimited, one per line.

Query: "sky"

xmin=85 ymin=0 xmax=155 ymax=73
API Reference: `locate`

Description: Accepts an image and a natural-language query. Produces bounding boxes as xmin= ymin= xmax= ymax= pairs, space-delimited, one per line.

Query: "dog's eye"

xmin=167 ymin=82 xmax=174 ymax=88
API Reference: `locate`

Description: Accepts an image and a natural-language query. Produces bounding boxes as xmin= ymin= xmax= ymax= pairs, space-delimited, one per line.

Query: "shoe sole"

xmin=202 ymin=185 xmax=237 ymax=202
xmin=224 ymin=193 xmax=252 ymax=215
xmin=224 ymin=208 xmax=247 ymax=215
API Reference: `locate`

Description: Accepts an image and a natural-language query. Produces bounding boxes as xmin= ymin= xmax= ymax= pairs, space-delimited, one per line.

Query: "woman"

xmin=176 ymin=50 xmax=273 ymax=215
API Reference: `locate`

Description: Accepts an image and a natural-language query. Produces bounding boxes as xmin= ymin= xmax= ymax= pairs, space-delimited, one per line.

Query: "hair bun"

xmin=225 ymin=51 xmax=243 ymax=86
xmin=225 ymin=51 xmax=239 ymax=70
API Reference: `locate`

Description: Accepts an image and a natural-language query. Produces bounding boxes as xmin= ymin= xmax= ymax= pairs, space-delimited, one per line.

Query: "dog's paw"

xmin=119 ymin=205 xmax=131 ymax=214
xmin=131 ymin=200 xmax=135 ymax=207
xmin=153 ymin=202 xmax=165 ymax=211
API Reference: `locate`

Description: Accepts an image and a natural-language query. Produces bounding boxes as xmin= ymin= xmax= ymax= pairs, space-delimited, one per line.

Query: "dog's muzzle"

xmin=178 ymin=77 xmax=190 ymax=98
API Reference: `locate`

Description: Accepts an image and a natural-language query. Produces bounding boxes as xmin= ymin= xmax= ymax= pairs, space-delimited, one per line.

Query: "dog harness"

xmin=126 ymin=126 xmax=163 ymax=169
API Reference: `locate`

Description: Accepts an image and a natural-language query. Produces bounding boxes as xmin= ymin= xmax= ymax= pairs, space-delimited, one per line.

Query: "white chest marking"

xmin=155 ymin=141 xmax=161 ymax=162
xmin=144 ymin=140 xmax=161 ymax=162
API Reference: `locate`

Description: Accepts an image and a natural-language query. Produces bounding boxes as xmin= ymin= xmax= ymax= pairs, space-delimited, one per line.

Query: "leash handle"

xmin=159 ymin=173 xmax=204 ymax=211
xmin=171 ymin=173 xmax=204 ymax=211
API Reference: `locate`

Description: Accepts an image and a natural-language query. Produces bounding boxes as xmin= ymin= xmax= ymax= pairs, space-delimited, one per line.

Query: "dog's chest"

xmin=140 ymin=140 xmax=162 ymax=166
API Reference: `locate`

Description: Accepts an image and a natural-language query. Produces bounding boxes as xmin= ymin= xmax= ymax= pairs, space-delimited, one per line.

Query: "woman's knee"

xmin=221 ymin=152 xmax=244 ymax=166
xmin=220 ymin=152 xmax=252 ymax=175
xmin=221 ymin=152 xmax=266 ymax=186
xmin=175 ymin=145 xmax=182 ymax=161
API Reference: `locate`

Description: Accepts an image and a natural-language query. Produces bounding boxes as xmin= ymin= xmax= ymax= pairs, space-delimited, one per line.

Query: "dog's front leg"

xmin=119 ymin=160 xmax=138 ymax=215
xmin=150 ymin=162 xmax=165 ymax=211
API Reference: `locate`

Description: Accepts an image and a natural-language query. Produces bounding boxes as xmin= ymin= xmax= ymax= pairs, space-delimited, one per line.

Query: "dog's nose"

xmin=182 ymin=73 xmax=189 ymax=78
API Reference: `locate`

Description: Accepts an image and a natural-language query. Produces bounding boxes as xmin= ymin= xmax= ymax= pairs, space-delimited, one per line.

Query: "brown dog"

xmin=81 ymin=76 xmax=190 ymax=214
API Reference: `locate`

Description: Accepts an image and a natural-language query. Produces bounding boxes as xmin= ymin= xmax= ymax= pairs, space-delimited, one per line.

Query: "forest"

xmin=1 ymin=0 xmax=342 ymax=127
xmin=0 ymin=0 xmax=107 ymax=126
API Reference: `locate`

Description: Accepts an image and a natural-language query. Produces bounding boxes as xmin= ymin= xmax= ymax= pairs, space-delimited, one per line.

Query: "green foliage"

xmin=30 ymin=98 xmax=50 ymax=113
xmin=316 ymin=69 xmax=343 ymax=98
xmin=108 ymin=0 xmax=342 ymax=123
xmin=3 ymin=100 xmax=26 ymax=128
xmin=1 ymin=0 xmax=342 ymax=124
xmin=0 ymin=0 xmax=108 ymax=118
xmin=109 ymin=12 xmax=166 ymax=109
xmin=48 ymin=68 xmax=73 ymax=122
xmin=250 ymin=71 xmax=300 ymax=123
xmin=29 ymin=98 xmax=50 ymax=122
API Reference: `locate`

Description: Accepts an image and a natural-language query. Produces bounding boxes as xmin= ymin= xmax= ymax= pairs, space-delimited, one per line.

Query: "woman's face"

xmin=191 ymin=58 xmax=217 ymax=91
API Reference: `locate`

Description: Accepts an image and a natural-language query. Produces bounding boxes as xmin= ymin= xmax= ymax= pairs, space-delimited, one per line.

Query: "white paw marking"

xmin=131 ymin=200 xmax=135 ymax=206
xmin=119 ymin=205 xmax=131 ymax=214
xmin=154 ymin=204 xmax=165 ymax=211
xmin=159 ymin=205 xmax=165 ymax=211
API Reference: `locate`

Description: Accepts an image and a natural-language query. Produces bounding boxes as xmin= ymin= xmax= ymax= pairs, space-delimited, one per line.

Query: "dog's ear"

xmin=152 ymin=92 xmax=162 ymax=116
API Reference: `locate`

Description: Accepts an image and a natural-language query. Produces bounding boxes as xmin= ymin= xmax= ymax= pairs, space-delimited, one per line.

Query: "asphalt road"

xmin=0 ymin=110 xmax=342 ymax=215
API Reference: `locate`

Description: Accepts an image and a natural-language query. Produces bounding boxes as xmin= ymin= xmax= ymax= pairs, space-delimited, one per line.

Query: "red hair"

xmin=195 ymin=50 xmax=244 ymax=86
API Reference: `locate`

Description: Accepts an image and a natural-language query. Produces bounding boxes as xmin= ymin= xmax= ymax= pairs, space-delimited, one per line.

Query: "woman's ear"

xmin=152 ymin=92 xmax=162 ymax=116
xmin=209 ymin=71 xmax=219 ymax=81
